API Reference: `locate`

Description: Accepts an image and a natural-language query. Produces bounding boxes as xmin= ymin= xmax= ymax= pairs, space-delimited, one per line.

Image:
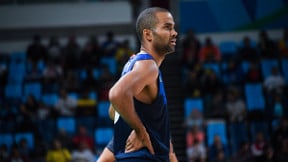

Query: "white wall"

xmin=0 ymin=1 xmax=132 ymax=29
xmin=0 ymin=34 xmax=137 ymax=53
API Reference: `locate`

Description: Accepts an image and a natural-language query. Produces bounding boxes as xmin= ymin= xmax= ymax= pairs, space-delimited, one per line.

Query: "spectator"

xmin=225 ymin=89 xmax=246 ymax=123
xmin=71 ymin=141 xmax=95 ymax=162
xmin=263 ymin=67 xmax=285 ymax=95
xmin=206 ymin=91 xmax=226 ymax=118
xmin=0 ymin=63 xmax=7 ymax=94
xmin=267 ymin=93 xmax=286 ymax=118
xmin=232 ymin=141 xmax=252 ymax=162
xmin=81 ymin=35 xmax=104 ymax=68
xmin=60 ymin=70 xmax=80 ymax=92
xmin=55 ymin=129 xmax=73 ymax=151
xmin=47 ymin=36 xmax=62 ymax=64
xmin=101 ymin=31 xmax=119 ymax=57
xmin=222 ymin=60 xmax=244 ymax=85
xmin=42 ymin=61 xmax=62 ymax=92
xmin=31 ymin=138 xmax=48 ymax=162
xmin=185 ymin=109 xmax=204 ymax=128
xmin=46 ymin=139 xmax=71 ymax=162
xmin=251 ymin=132 xmax=266 ymax=161
xmin=63 ymin=35 xmax=81 ymax=71
xmin=54 ymin=88 xmax=77 ymax=116
xmin=184 ymin=68 xmax=202 ymax=98
xmin=7 ymin=147 xmax=29 ymax=162
xmin=0 ymin=103 xmax=19 ymax=132
xmin=36 ymin=101 xmax=51 ymax=120
xmin=42 ymin=61 xmax=62 ymax=83
xmin=115 ymin=39 xmax=134 ymax=75
xmin=258 ymin=144 xmax=276 ymax=162
xmin=238 ymin=36 xmax=259 ymax=62
xmin=258 ymin=30 xmax=277 ymax=58
xmin=26 ymin=34 xmax=47 ymax=64
xmin=97 ymin=65 xmax=115 ymax=101
xmin=72 ymin=125 xmax=94 ymax=151
xmin=186 ymin=125 xmax=205 ymax=149
xmin=276 ymin=138 xmax=288 ymax=162
xmin=19 ymin=94 xmax=38 ymax=132
xmin=199 ymin=37 xmax=221 ymax=63
xmin=201 ymin=69 xmax=223 ymax=97
xmin=186 ymin=138 xmax=206 ymax=162
xmin=17 ymin=138 xmax=31 ymax=158
xmin=244 ymin=62 xmax=262 ymax=83
xmin=212 ymin=150 xmax=229 ymax=162
xmin=208 ymin=135 xmax=229 ymax=162
xmin=0 ymin=144 xmax=9 ymax=161
xmin=272 ymin=117 xmax=288 ymax=152
xmin=81 ymin=67 xmax=99 ymax=92
xmin=24 ymin=62 xmax=42 ymax=82
xmin=278 ymin=28 xmax=288 ymax=58
xmin=181 ymin=29 xmax=201 ymax=69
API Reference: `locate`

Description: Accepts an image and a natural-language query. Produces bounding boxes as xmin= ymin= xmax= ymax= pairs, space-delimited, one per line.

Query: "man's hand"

xmin=125 ymin=129 xmax=155 ymax=155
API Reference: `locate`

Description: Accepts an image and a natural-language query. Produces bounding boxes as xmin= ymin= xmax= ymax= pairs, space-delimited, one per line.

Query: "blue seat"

xmin=203 ymin=63 xmax=221 ymax=77
xmin=97 ymin=101 xmax=110 ymax=118
xmin=76 ymin=117 xmax=95 ymax=136
xmin=93 ymin=68 xmax=101 ymax=79
xmin=241 ymin=61 xmax=251 ymax=74
xmin=100 ymin=57 xmax=117 ymax=74
xmin=0 ymin=134 xmax=14 ymax=150
xmin=37 ymin=60 xmax=46 ymax=72
xmin=42 ymin=93 xmax=58 ymax=106
xmin=281 ymin=59 xmax=288 ymax=83
xmin=244 ymin=83 xmax=265 ymax=111
xmin=229 ymin=123 xmax=249 ymax=154
xmin=206 ymin=120 xmax=228 ymax=146
xmin=5 ymin=84 xmax=22 ymax=99
xmin=14 ymin=132 xmax=34 ymax=149
xmin=56 ymin=117 xmax=76 ymax=135
xmin=8 ymin=62 xmax=26 ymax=84
xmin=79 ymin=68 xmax=87 ymax=81
xmin=261 ymin=59 xmax=279 ymax=79
xmin=219 ymin=41 xmax=238 ymax=55
xmin=10 ymin=51 xmax=26 ymax=62
xmin=23 ymin=82 xmax=42 ymax=101
xmin=184 ymin=98 xmax=203 ymax=117
xmin=94 ymin=127 xmax=113 ymax=147
xmin=68 ymin=92 xmax=79 ymax=100
xmin=89 ymin=91 xmax=98 ymax=100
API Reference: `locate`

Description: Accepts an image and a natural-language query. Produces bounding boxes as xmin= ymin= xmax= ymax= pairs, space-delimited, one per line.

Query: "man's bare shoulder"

xmin=132 ymin=59 xmax=159 ymax=76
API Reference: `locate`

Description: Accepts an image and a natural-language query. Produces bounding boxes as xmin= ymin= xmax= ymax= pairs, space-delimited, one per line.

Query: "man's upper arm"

xmin=111 ymin=60 xmax=158 ymax=97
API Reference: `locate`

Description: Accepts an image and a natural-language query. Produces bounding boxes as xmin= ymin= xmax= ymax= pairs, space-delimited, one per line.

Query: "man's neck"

xmin=139 ymin=47 xmax=164 ymax=67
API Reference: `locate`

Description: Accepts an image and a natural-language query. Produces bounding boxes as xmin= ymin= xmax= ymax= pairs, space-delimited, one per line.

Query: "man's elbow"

xmin=109 ymin=87 xmax=131 ymax=105
xmin=109 ymin=87 xmax=122 ymax=104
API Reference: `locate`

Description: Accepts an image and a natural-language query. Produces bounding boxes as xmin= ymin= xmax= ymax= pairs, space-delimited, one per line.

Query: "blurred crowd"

xmin=181 ymin=28 xmax=288 ymax=162
xmin=0 ymin=31 xmax=134 ymax=162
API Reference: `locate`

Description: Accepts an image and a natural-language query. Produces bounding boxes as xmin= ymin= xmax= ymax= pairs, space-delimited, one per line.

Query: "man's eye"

xmin=165 ymin=26 xmax=172 ymax=30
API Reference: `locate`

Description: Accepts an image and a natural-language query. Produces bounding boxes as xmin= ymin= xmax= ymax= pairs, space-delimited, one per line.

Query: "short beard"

xmin=152 ymin=32 xmax=175 ymax=55
xmin=154 ymin=44 xmax=174 ymax=55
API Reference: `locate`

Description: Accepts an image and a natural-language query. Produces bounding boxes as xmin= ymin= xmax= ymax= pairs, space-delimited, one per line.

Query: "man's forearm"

xmin=110 ymin=92 xmax=146 ymax=135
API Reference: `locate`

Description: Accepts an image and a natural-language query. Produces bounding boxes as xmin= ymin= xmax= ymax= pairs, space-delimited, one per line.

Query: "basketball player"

xmin=98 ymin=7 xmax=178 ymax=161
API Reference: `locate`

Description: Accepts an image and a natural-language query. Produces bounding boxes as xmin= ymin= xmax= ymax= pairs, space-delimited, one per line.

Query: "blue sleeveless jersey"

xmin=113 ymin=54 xmax=170 ymax=161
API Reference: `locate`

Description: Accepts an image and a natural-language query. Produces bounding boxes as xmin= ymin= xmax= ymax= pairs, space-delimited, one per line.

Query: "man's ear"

xmin=143 ymin=29 xmax=152 ymax=42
